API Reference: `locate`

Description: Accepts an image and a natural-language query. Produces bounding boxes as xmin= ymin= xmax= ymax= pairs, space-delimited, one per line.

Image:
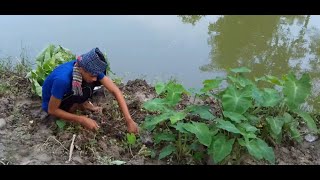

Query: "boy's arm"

xmin=99 ymin=76 xmax=138 ymax=133
xmin=48 ymin=95 xmax=99 ymax=131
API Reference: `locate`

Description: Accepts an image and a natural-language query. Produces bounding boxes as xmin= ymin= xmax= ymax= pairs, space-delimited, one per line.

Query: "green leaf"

xmin=56 ymin=119 xmax=66 ymax=130
xmin=173 ymin=122 xmax=189 ymax=133
xmin=261 ymin=88 xmax=281 ymax=107
xmin=222 ymin=86 xmax=252 ymax=114
xmin=216 ymin=119 xmax=241 ymax=134
xmin=288 ymin=120 xmax=302 ymax=142
xmin=228 ymin=76 xmax=254 ymax=87
xmin=283 ymin=113 xmax=301 ymax=142
xmin=169 ymin=111 xmax=187 ymax=124
xmin=245 ymin=138 xmax=275 ymax=164
xmin=155 ymin=82 xmax=166 ymax=95
xmin=186 ymin=105 xmax=215 ymax=120
xmin=238 ymin=138 xmax=246 ymax=146
xmin=143 ymin=112 xmax=172 ymax=131
xmin=159 ymin=144 xmax=176 ymax=160
xmin=238 ymin=123 xmax=259 ymax=133
xmin=297 ymin=111 xmax=318 ymax=134
xmin=183 ymin=122 xmax=212 ymax=147
xmin=154 ymin=133 xmax=176 ymax=144
xmin=255 ymin=75 xmax=284 ymax=86
xmin=33 ymin=79 xmax=42 ymax=97
xmin=208 ymin=134 xmax=234 ymax=163
xmin=244 ymin=114 xmax=261 ymax=126
xmin=230 ymin=67 xmax=251 ymax=73
xmin=200 ymin=79 xmax=222 ymax=93
xmin=252 ymin=87 xmax=280 ymax=107
xmin=223 ymin=111 xmax=247 ymax=123
xmin=165 ymin=82 xmax=186 ymax=106
xmin=283 ymin=113 xmax=293 ymax=124
xmin=143 ymin=98 xmax=168 ymax=112
xmin=265 ymin=75 xmax=284 ymax=86
xmin=126 ymin=133 xmax=136 ymax=145
xmin=266 ymin=117 xmax=285 ymax=136
xmin=283 ymin=73 xmax=311 ymax=110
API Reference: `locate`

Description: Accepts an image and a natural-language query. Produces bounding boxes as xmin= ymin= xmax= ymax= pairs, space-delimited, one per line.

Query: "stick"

xmin=68 ymin=134 xmax=76 ymax=162
xmin=43 ymin=136 xmax=69 ymax=152
xmin=0 ymin=160 xmax=6 ymax=165
xmin=129 ymin=145 xmax=134 ymax=158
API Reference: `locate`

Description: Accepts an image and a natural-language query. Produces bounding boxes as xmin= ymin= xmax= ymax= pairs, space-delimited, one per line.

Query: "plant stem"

xmin=252 ymin=106 xmax=261 ymax=115
xmin=177 ymin=132 xmax=182 ymax=162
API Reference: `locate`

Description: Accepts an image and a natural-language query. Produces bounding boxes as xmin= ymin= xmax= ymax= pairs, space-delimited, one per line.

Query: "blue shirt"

xmin=42 ymin=60 xmax=105 ymax=112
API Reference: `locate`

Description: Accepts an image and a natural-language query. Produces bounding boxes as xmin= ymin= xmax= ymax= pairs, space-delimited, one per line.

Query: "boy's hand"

xmin=127 ymin=120 xmax=139 ymax=134
xmin=79 ymin=115 xmax=99 ymax=131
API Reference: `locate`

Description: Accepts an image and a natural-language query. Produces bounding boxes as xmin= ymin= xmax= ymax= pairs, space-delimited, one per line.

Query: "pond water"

xmin=0 ymin=15 xmax=319 ymax=111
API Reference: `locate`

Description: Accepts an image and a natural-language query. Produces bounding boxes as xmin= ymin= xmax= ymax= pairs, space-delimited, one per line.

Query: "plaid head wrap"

xmin=72 ymin=48 xmax=107 ymax=96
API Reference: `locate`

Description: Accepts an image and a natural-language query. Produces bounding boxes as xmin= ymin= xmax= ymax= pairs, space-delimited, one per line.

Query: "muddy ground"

xmin=0 ymin=72 xmax=319 ymax=165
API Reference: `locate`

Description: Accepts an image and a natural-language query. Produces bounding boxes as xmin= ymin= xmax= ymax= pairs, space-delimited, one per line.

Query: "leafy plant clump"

xmin=141 ymin=67 xmax=319 ymax=164
xmin=27 ymin=44 xmax=113 ymax=97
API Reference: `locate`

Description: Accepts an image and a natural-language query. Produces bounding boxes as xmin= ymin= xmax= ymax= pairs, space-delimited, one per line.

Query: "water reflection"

xmin=179 ymin=15 xmax=320 ymax=112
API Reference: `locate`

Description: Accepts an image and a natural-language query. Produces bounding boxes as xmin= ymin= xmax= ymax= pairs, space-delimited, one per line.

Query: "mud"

xmin=0 ymin=72 xmax=319 ymax=165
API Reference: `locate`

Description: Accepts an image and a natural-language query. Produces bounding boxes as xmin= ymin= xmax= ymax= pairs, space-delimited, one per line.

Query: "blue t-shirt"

xmin=42 ymin=60 xmax=105 ymax=112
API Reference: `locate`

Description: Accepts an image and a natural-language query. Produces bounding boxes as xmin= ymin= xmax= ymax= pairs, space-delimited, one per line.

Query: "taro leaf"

xmin=245 ymin=138 xmax=275 ymax=164
xmin=216 ymin=119 xmax=241 ymax=134
xmin=238 ymin=127 xmax=257 ymax=140
xmin=255 ymin=75 xmax=284 ymax=86
xmin=223 ymin=111 xmax=247 ymax=123
xmin=56 ymin=119 xmax=66 ymax=130
xmin=283 ymin=113 xmax=301 ymax=142
xmin=32 ymin=79 xmax=42 ymax=97
xmin=159 ymin=144 xmax=176 ymax=160
xmin=228 ymin=76 xmax=254 ymax=88
xmin=208 ymin=133 xmax=235 ymax=163
xmin=143 ymin=112 xmax=173 ymax=131
xmin=154 ymin=133 xmax=176 ymax=144
xmin=253 ymin=87 xmax=280 ymax=107
xmin=288 ymin=121 xmax=302 ymax=142
xmin=200 ymin=79 xmax=222 ymax=93
xmin=283 ymin=112 xmax=293 ymax=124
xmin=173 ymin=122 xmax=189 ymax=134
xmin=186 ymin=105 xmax=215 ymax=120
xmin=297 ymin=111 xmax=319 ymax=134
xmin=183 ymin=122 xmax=212 ymax=147
xmin=238 ymin=122 xmax=259 ymax=133
xmin=265 ymin=75 xmax=284 ymax=86
xmin=126 ymin=133 xmax=136 ymax=145
xmin=230 ymin=67 xmax=251 ymax=73
xmin=266 ymin=117 xmax=284 ymax=136
xmin=238 ymin=138 xmax=246 ymax=147
xmin=155 ymin=82 xmax=166 ymax=95
xmin=244 ymin=114 xmax=261 ymax=126
xmin=283 ymin=73 xmax=311 ymax=111
xmin=222 ymin=85 xmax=252 ymax=114
xmin=261 ymin=88 xmax=281 ymax=107
xmin=165 ymin=83 xmax=186 ymax=106
xmin=143 ymin=98 xmax=168 ymax=112
xmin=169 ymin=111 xmax=187 ymax=124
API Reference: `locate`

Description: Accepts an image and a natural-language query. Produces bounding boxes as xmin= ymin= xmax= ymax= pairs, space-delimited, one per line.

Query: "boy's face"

xmin=79 ymin=67 xmax=97 ymax=83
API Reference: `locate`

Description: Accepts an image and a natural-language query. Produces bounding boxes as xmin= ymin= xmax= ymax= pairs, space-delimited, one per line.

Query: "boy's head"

xmin=77 ymin=47 xmax=107 ymax=83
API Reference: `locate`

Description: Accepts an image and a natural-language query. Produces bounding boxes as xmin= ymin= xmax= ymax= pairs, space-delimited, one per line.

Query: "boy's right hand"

xmin=79 ymin=116 xmax=99 ymax=131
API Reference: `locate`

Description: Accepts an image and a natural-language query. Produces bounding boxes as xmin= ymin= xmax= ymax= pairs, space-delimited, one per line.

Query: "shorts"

xmin=59 ymin=81 xmax=100 ymax=111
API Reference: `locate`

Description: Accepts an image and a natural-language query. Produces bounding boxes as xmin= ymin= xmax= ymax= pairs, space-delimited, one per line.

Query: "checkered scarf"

xmin=72 ymin=57 xmax=83 ymax=96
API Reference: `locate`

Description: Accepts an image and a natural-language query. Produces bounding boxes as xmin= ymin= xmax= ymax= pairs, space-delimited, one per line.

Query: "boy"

xmin=42 ymin=47 xmax=138 ymax=133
